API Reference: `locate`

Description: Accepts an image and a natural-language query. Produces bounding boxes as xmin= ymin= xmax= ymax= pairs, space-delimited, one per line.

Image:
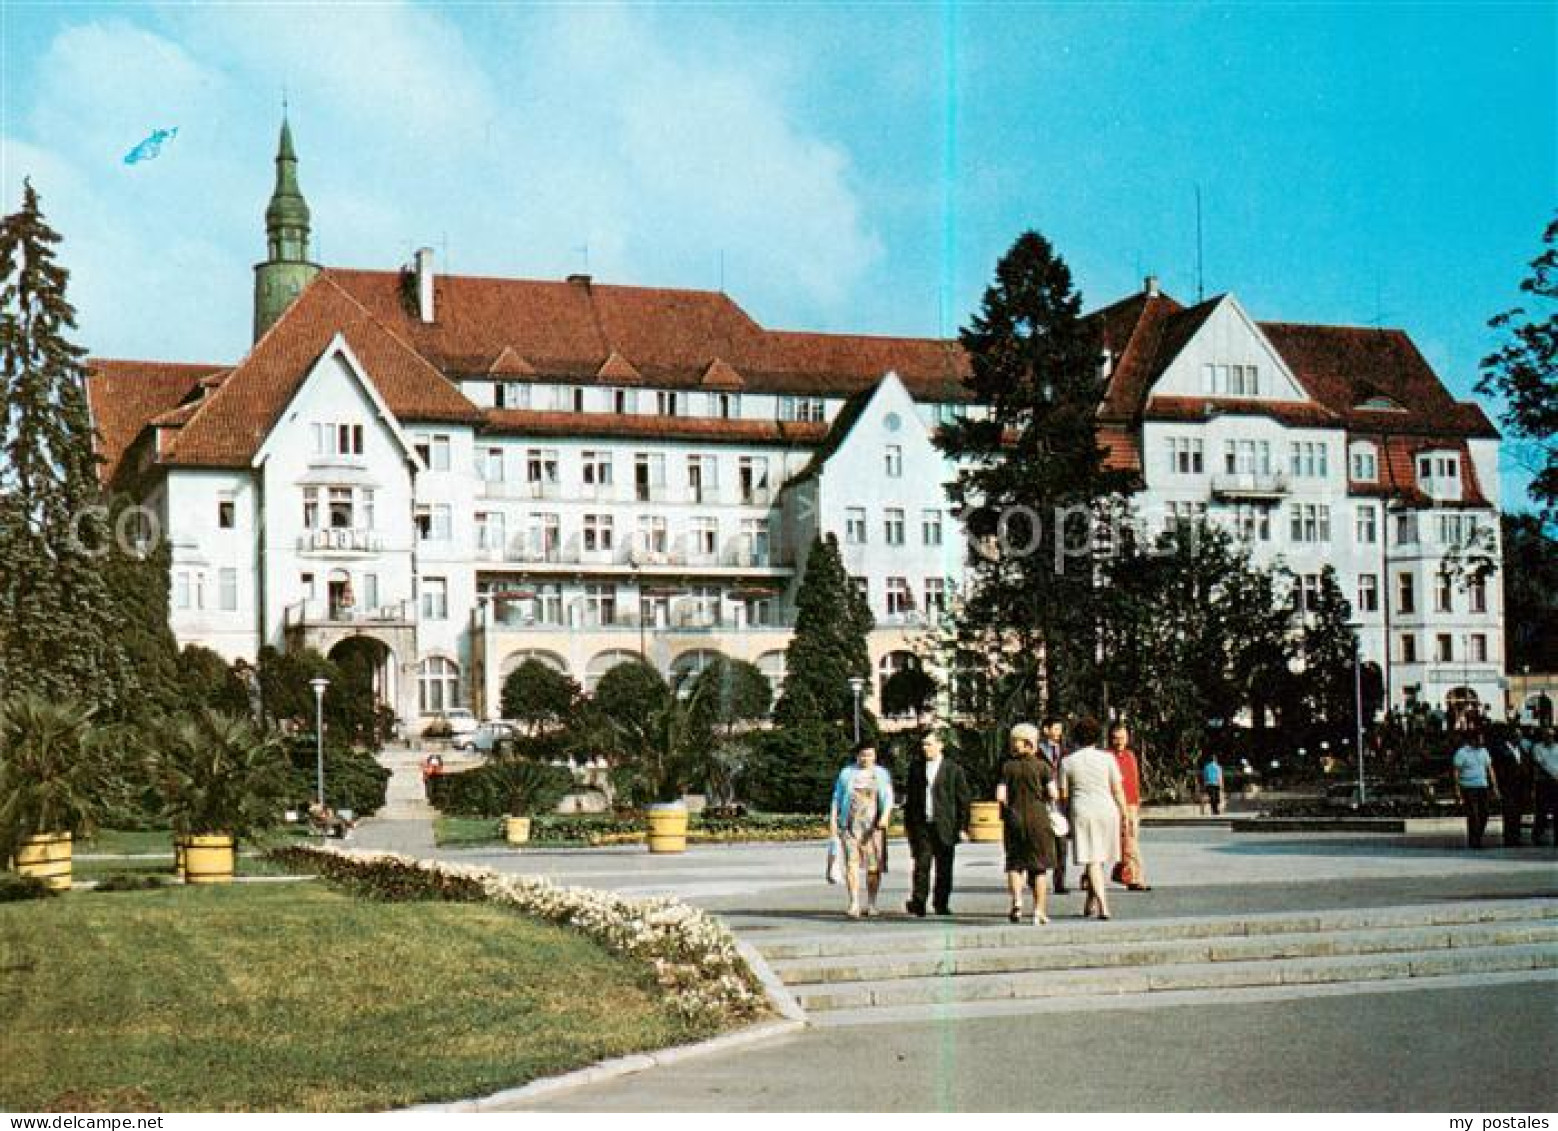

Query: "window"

xmin=1436 ymin=634 xmax=1454 ymax=662
xmin=1439 ymin=514 xmax=1477 ymax=545
xmin=303 ymin=487 xmax=319 ymax=529
xmin=583 ymin=584 xmax=617 ymax=627
xmin=219 ymin=568 xmax=237 ymax=612
xmin=415 ymin=434 xmax=451 ymax=472
xmin=1289 ymin=442 xmax=1329 ymax=478
xmin=739 ymin=519 xmax=770 ymax=565
xmin=922 ymin=509 xmax=944 ymax=545
xmin=1397 ymin=573 xmax=1416 ymax=615
xmin=532 ymin=513 xmax=561 ymax=560
xmin=1469 ymin=575 xmax=1487 ymax=614
xmin=1232 ymin=504 xmax=1271 ymax=543
xmin=780 ymin=396 xmax=826 ymax=423
xmin=1419 ymin=454 xmax=1460 ymax=481
xmin=480 ymin=447 xmax=505 ymax=482
xmin=1394 ymin=513 xmax=1419 ymax=545
xmin=363 ymin=573 xmax=379 ymax=612
xmin=738 ymin=456 xmax=769 ymax=503
xmin=1168 ymin=437 xmax=1204 ymax=475
xmin=328 ymin=487 xmax=353 ymax=529
xmin=421 ymin=577 xmax=448 ymax=621
xmin=1358 ymin=574 xmax=1379 ymax=613
xmin=526 ymin=449 xmax=559 ymax=492
xmin=923 ymin=578 xmax=948 ymax=619
xmin=300 ymin=572 xmax=315 ymax=600
xmin=691 ymin=517 xmax=719 ymax=558
xmin=1355 ymin=505 xmax=1378 ymax=545
xmin=1289 ymin=503 xmax=1331 ymax=543
xmin=1222 ymin=440 xmax=1272 ymax=476
xmin=885 ymin=445 xmax=903 ymax=478
xmin=1164 ymin=501 xmax=1207 ymax=533
xmin=1294 ymin=573 xmax=1321 ymax=613
xmin=636 ymin=515 xmax=669 ymax=556
xmin=845 ymin=508 xmax=867 ymax=544
xmin=494 ymin=382 xmax=527 ymax=410
xmin=687 ymin=454 xmax=718 ymax=503
xmin=415 ymin=504 xmax=451 ymax=542
xmin=656 ymin=391 xmax=680 ymax=417
xmin=1470 ymin=634 xmax=1488 ymax=662
xmin=614 ymin=389 xmax=636 ymax=415
xmin=634 ymin=453 xmax=666 ymax=500
xmin=1350 ymin=445 xmax=1378 ymax=481
xmin=418 ymin=657 xmax=459 ymax=714
xmin=886 ymin=577 xmax=914 ymax=616
xmin=174 ymin=571 xmax=191 ymax=610
xmin=582 ymin=451 xmax=614 ymax=491
xmin=312 ymin=422 xmax=364 ymax=457
xmin=363 ymin=490 xmax=376 ymax=530
xmin=217 ymin=497 xmax=235 ymax=529
xmin=715 ymin=393 xmax=739 ymax=419
xmin=476 ymin=512 xmax=506 ymax=553
xmin=582 ymin=514 xmax=614 ymax=553
xmin=570 ymin=387 xmax=586 ymax=413
xmin=884 ymin=508 xmax=906 ymax=546
xmin=1435 ymin=573 xmax=1454 ymax=613
xmin=1399 ymin=634 xmax=1418 ymax=663
xmin=1201 ymin=363 xmax=1260 ymax=396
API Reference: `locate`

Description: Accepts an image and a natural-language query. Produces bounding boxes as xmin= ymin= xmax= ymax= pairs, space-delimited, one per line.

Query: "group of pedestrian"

xmin=827 ymin=715 xmax=1151 ymax=923
xmin=1452 ymin=725 xmax=1558 ymax=849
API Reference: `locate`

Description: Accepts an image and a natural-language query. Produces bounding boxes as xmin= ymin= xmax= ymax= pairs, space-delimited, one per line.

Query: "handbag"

xmin=1048 ymin=804 xmax=1070 ymax=839
xmin=825 ymin=836 xmax=843 ymax=885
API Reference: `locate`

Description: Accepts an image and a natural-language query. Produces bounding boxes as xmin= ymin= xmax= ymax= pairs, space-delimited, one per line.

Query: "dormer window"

xmin=1202 ymin=363 xmax=1260 ymax=396
xmin=1416 ymin=451 xmax=1462 ymax=501
xmin=1349 ymin=442 xmax=1378 ymax=482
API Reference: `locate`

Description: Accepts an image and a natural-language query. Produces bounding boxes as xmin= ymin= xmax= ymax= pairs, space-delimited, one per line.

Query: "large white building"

xmin=85 ymin=121 xmax=1504 ymax=728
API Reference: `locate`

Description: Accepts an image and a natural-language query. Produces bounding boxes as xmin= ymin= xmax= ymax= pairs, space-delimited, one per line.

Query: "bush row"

xmin=284 ymin=739 xmax=391 ymax=815
xmin=426 ymin=761 xmax=573 ymax=818
xmin=269 ymin=845 xmax=770 ymax=1025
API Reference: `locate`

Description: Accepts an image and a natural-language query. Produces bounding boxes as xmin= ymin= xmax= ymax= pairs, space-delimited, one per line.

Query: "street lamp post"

xmin=848 ymin=676 xmax=865 ymax=744
xmin=1348 ymin=624 xmax=1366 ymax=805
xmin=309 ymin=676 xmax=330 ymax=816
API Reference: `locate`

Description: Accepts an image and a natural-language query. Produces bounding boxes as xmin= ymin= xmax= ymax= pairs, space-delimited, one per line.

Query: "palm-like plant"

xmin=0 ymin=693 xmax=121 ymax=860
xmin=152 ymin=710 xmax=291 ymax=843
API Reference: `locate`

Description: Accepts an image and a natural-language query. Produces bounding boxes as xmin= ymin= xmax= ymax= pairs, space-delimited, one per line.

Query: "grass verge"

xmin=0 ymin=882 xmax=713 ymax=1111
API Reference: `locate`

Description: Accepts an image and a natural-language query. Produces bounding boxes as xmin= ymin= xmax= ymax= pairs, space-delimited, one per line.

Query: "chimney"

xmin=566 ymin=273 xmax=592 ymax=291
xmin=1144 ymin=275 xmax=1160 ymax=297
xmin=415 ymin=246 xmax=436 ymax=323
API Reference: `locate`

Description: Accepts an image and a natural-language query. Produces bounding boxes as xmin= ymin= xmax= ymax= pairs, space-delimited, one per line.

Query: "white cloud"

xmin=1 ymin=3 xmax=882 ymax=362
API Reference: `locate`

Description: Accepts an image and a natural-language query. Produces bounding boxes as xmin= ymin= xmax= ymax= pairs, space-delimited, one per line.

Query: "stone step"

xmin=788 ymin=941 xmax=1558 ymax=1012
xmin=771 ymin=920 xmax=1558 ymax=986
xmin=754 ymin=898 xmax=1558 ymax=961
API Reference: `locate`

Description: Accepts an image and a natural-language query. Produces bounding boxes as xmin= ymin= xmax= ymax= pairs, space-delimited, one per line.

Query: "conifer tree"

xmin=1296 ymin=565 xmax=1360 ymax=729
xmin=937 ymin=231 xmax=1131 ymax=716
xmin=0 ymin=181 xmax=132 ymax=710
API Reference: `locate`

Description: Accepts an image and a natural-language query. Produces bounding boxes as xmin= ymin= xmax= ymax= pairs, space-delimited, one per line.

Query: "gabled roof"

xmin=159 ymin=275 xmax=480 ymax=468
xmin=1350 ymin=435 xmax=1493 ymax=509
xmin=699 ymin=357 xmax=745 ymax=390
xmin=85 ymin=359 xmax=228 ymax=485
xmin=596 ymin=350 xmax=645 ymax=385
xmin=486 ymin=346 xmax=536 ymax=377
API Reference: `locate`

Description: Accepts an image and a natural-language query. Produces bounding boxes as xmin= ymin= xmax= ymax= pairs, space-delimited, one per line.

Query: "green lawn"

xmin=434 ymin=816 xmax=507 ymax=847
xmin=0 ymin=883 xmax=712 ymax=1111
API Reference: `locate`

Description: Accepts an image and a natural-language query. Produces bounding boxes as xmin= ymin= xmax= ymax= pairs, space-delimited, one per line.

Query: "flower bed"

xmin=270 ymin=845 xmax=770 ymax=1026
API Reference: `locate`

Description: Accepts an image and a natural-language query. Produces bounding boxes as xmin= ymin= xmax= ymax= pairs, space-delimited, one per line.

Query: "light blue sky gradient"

xmin=2 ymin=2 xmax=1553 ymax=508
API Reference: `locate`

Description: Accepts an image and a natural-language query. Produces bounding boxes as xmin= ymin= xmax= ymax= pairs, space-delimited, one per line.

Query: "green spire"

xmin=254 ymin=111 xmax=320 ymax=340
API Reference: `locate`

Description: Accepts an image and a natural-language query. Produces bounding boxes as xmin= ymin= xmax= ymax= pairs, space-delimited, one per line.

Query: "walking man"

xmin=1038 ymin=716 xmax=1070 ymax=893
xmin=1203 ymin=754 xmax=1225 ymax=815
xmin=1530 ymin=727 xmax=1558 ymax=846
xmin=1452 ymin=729 xmax=1499 ymax=849
xmin=904 ymin=730 xmax=972 ymax=917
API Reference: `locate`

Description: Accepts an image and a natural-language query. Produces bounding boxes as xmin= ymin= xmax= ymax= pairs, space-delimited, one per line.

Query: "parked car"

xmin=453 ymin=721 xmax=515 ymax=754
xmin=443 ymin=708 xmax=480 ymax=738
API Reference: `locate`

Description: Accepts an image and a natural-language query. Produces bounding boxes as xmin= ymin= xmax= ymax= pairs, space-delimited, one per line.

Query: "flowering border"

xmin=270 ymin=845 xmax=770 ymax=1026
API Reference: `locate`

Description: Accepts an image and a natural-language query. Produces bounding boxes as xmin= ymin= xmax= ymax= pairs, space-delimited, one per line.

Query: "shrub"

xmin=0 ymin=694 xmax=128 ymax=860
xmin=151 ymin=710 xmax=292 ymax=842
xmin=0 ymin=873 xmax=58 ymax=902
xmin=428 ymin=760 xmax=573 ymax=818
xmin=285 ymin=738 xmax=390 ymax=815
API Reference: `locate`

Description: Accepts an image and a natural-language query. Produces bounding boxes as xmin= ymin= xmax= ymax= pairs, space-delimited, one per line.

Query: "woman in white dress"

xmin=1058 ymin=716 xmax=1129 ymax=920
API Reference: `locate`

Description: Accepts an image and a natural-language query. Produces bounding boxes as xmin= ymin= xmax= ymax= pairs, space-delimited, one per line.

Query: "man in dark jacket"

xmin=1038 ymin=716 xmax=1070 ymax=892
xmin=904 ymin=730 xmax=972 ymax=916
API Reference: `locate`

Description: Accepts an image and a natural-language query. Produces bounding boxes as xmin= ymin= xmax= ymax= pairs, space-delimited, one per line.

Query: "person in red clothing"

xmin=1108 ymin=722 xmax=1151 ymax=891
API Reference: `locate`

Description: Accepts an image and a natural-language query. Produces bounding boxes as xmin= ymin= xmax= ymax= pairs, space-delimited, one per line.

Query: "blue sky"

xmin=2 ymin=2 xmax=1553 ymax=507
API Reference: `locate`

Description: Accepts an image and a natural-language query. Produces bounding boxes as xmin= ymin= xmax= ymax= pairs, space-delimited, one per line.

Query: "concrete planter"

xmin=647 ymin=804 xmax=689 ymax=854
xmin=968 ymin=801 xmax=1002 ymax=843
xmin=184 ymin=834 xmax=236 ymax=884
xmin=15 ymin=831 xmax=71 ymax=891
xmin=503 ymin=816 xmax=532 ymax=845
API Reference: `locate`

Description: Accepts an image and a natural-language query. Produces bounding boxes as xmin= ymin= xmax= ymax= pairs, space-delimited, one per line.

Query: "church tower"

xmin=252 ymin=113 xmax=320 ymax=340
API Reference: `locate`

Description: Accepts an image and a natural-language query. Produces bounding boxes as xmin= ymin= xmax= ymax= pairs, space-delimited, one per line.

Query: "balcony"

xmin=284 ymin=597 xmax=415 ymax=629
xmin=1210 ymin=472 xmax=1289 ymax=500
xmin=297 ymin=528 xmax=384 ymax=555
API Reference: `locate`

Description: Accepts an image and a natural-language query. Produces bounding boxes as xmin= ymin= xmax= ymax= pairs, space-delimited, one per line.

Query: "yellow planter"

xmin=646 ymin=806 xmax=689 ymax=854
xmin=174 ymin=835 xmax=187 ymax=881
xmin=968 ymin=800 xmax=1003 ymax=843
xmin=183 ymin=834 xmax=235 ymax=885
xmin=15 ymin=831 xmax=72 ymax=891
xmin=503 ymin=816 xmax=532 ymax=845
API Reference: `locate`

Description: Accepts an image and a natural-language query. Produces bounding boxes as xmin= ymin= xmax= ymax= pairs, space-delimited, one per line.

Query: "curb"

xmin=404 ymin=1017 xmax=806 ymax=1112
xmin=735 ymin=936 xmax=809 ymax=1023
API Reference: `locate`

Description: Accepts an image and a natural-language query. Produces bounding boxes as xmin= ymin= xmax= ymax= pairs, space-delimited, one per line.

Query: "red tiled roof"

xmin=324 ymin=268 xmax=972 ymax=400
xmin=482 ymin=409 xmax=829 ymax=446
xmin=1097 ymin=423 xmax=1143 ymax=475
xmin=162 ymin=275 xmax=481 ymax=468
xmin=1350 ymin=435 xmax=1492 ymax=509
xmin=85 ymin=359 xmax=226 ymax=485
xmin=700 ymin=358 xmax=745 ymax=390
xmin=1143 ymin=394 xmax=1341 ymax=429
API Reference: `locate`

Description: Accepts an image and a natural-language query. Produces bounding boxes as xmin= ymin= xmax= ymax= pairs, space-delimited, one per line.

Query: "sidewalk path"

xmin=350 ymin=745 xmax=439 ymax=856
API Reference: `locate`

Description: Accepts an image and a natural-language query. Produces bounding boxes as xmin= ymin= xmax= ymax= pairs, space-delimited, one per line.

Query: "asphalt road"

xmin=505 ymin=980 xmax=1558 ymax=1112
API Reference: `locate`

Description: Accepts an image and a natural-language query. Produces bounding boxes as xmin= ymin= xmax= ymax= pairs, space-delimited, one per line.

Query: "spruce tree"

xmin=937 ymin=231 xmax=1131 ymax=716
xmin=1297 ymin=565 xmax=1360 ymax=729
xmin=0 ymin=181 xmax=133 ymax=711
